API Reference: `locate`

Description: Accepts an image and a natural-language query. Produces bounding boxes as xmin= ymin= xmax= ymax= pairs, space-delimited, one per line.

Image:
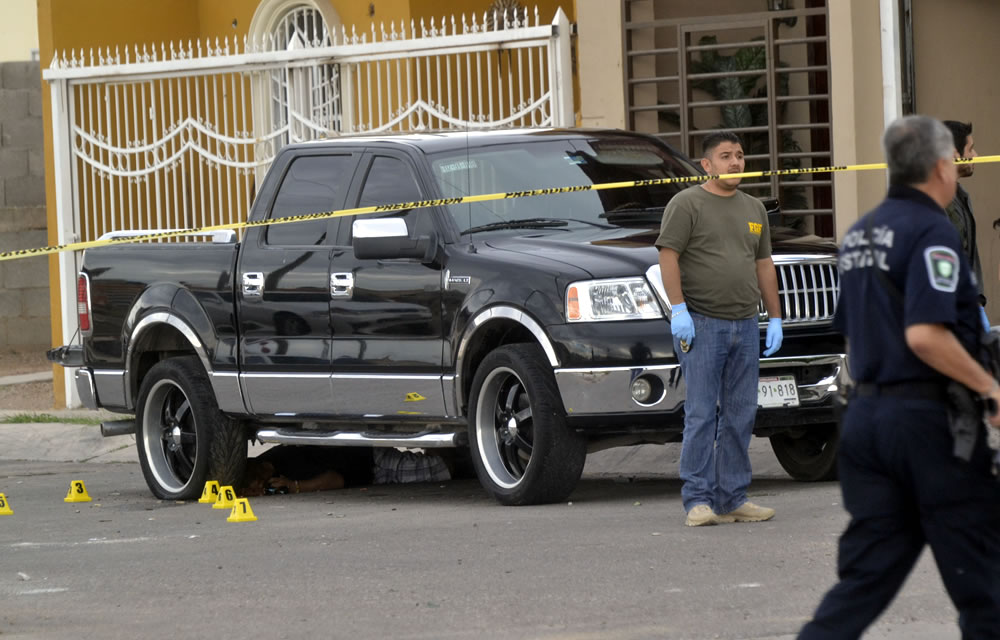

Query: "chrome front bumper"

xmin=554 ymin=353 xmax=848 ymax=416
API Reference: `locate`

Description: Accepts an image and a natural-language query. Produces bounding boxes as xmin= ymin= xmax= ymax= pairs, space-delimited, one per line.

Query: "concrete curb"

xmin=0 ymin=371 xmax=52 ymax=386
xmin=0 ymin=422 xmax=136 ymax=464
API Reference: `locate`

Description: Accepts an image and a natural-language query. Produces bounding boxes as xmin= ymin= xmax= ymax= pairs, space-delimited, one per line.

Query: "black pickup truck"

xmin=49 ymin=128 xmax=846 ymax=505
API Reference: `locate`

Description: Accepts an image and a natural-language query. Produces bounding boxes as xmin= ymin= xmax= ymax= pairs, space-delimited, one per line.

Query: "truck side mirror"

xmin=759 ymin=197 xmax=780 ymax=217
xmin=352 ymin=217 xmax=437 ymax=263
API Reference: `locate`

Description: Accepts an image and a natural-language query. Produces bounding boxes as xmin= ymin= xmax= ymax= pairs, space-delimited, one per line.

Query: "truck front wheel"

xmin=769 ymin=423 xmax=839 ymax=482
xmin=468 ymin=344 xmax=587 ymax=505
xmin=135 ymin=356 xmax=246 ymax=500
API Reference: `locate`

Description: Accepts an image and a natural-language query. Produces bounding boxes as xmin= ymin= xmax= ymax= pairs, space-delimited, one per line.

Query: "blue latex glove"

xmin=669 ymin=302 xmax=695 ymax=346
xmin=763 ymin=318 xmax=783 ymax=357
xmin=980 ymin=306 xmax=991 ymax=332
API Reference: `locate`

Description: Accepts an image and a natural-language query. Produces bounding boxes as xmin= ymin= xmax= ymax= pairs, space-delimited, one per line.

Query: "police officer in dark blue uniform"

xmin=799 ymin=115 xmax=1000 ymax=639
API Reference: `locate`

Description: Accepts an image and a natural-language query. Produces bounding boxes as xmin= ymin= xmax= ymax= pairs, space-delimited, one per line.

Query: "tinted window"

xmin=349 ymin=156 xmax=428 ymax=239
xmin=358 ymin=156 xmax=422 ymax=208
xmin=429 ymin=137 xmax=703 ymax=232
xmin=267 ymin=154 xmax=354 ymax=246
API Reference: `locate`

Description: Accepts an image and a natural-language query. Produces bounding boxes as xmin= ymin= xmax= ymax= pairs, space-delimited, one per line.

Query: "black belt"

xmin=854 ymin=381 xmax=949 ymax=402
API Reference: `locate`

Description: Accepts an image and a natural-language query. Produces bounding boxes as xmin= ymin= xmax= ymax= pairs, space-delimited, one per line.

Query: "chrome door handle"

xmin=242 ymin=272 xmax=264 ymax=297
xmin=331 ymin=272 xmax=354 ymax=299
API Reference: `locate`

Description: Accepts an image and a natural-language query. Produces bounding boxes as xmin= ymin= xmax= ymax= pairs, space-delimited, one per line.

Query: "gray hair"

xmin=882 ymin=115 xmax=955 ymax=186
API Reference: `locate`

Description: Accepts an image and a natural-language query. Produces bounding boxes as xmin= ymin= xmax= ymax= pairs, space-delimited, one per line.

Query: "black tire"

xmin=769 ymin=423 xmax=839 ymax=482
xmin=135 ymin=356 xmax=246 ymax=500
xmin=468 ymin=344 xmax=587 ymax=505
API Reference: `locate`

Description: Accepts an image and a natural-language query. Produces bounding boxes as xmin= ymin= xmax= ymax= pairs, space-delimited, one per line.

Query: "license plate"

xmin=758 ymin=375 xmax=800 ymax=408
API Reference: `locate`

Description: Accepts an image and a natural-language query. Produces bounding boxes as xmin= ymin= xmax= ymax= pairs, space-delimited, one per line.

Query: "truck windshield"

xmin=428 ymin=137 xmax=703 ymax=233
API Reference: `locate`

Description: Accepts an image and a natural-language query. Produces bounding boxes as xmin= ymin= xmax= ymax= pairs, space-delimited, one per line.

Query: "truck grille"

xmin=759 ymin=257 xmax=839 ymax=326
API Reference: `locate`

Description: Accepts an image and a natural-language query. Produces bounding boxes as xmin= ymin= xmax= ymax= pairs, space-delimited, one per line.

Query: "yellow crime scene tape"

xmin=1 ymin=154 xmax=996 ymax=263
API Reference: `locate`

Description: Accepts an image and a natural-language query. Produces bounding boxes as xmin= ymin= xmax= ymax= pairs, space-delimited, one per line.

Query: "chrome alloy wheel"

xmin=474 ymin=366 xmax=535 ymax=489
xmin=141 ymin=378 xmax=199 ymax=494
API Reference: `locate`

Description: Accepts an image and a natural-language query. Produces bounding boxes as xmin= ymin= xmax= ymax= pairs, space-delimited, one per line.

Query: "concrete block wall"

xmin=0 ymin=60 xmax=49 ymax=350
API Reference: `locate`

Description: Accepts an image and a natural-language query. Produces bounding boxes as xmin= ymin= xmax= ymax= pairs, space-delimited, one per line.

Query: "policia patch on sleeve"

xmin=924 ymin=246 xmax=960 ymax=292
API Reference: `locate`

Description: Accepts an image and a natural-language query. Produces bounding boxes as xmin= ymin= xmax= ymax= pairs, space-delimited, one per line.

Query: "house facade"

xmin=575 ymin=0 xmax=1000 ymax=306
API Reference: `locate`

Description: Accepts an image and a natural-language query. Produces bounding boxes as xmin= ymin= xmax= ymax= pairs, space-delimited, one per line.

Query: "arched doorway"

xmin=248 ymin=0 xmax=343 ymax=162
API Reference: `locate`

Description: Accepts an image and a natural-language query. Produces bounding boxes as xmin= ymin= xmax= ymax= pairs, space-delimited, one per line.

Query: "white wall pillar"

xmin=549 ymin=8 xmax=574 ymax=127
xmin=879 ymin=0 xmax=903 ymax=128
xmin=47 ymin=75 xmax=81 ymax=408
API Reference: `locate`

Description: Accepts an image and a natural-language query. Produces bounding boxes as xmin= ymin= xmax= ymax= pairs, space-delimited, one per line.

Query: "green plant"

xmin=661 ymin=34 xmax=808 ymax=225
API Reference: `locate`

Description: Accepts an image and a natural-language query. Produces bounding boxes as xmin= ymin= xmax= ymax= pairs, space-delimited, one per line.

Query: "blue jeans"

xmin=675 ymin=312 xmax=760 ymax=513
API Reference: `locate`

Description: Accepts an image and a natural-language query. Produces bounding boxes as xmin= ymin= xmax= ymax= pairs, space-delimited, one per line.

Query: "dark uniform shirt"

xmin=833 ymin=185 xmax=981 ymax=385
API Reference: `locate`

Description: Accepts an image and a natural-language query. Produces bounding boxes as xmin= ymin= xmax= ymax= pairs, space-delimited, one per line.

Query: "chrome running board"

xmin=255 ymin=428 xmax=459 ymax=448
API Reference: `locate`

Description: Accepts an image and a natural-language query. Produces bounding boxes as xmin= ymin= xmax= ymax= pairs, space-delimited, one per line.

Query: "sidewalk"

xmin=0 ymin=408 xmax=137 ymax=464
xmin=0 ymin=348 xmax=137 ymax=464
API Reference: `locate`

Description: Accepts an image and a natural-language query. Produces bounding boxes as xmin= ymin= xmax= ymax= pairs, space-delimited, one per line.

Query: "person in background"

xmin=656 ymin=130 xmax=783 ymax=527
xmin=942 ymin=120 xmax=989 ymax=330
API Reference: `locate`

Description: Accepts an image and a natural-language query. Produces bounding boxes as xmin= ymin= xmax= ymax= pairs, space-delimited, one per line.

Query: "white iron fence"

xmin=44 ymin=6 xmax=573 ymax=406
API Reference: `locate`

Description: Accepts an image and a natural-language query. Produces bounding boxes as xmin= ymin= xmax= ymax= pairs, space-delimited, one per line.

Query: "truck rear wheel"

xmin=769 ymin=423 xmax=839 ymax=482
xmin=135 ymin=356 xmax=246 ymax=500
xmin=468 ymin=344 xmax=587 ymax=505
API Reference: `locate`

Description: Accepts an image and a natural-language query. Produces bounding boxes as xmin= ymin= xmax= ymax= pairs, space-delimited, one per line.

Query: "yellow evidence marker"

xmin=64 ymin=480 xmax=92 ymax=503
xmin=227 ymin=498 xmax=258 ymax=523
xmin=198 ymin=480 xmax=220 ymax=504
xmin=212 ymin=485 xmax=236 ymax=510
xmin=0 ymin=493 xmax=12 ymax=515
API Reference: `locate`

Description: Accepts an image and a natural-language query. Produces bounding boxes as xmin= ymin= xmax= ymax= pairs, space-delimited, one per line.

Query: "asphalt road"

xmin=1 ymin=440 xmax=962 ymax=640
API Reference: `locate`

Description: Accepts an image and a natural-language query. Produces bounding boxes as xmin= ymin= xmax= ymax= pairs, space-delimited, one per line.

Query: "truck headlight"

xmin=566 ymin=277 xmax=663 ymax=322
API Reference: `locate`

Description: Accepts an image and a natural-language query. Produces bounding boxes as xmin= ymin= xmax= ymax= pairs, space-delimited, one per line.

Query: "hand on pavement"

xmin=763 ymin=317 xmax=783 ymax=357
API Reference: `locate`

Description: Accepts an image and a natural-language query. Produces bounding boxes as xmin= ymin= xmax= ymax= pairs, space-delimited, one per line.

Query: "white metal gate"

xmin=44 ymin=6 xmax=573 ymax=406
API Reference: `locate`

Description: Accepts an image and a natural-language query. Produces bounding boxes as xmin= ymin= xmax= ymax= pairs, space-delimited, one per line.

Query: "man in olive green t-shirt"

xmin=655 ymin=131 xmax=783 ymax=527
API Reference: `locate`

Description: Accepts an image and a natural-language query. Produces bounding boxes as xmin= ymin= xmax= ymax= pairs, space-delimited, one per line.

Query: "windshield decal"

xmin=439 ymin=159 xmax=478 ymax=173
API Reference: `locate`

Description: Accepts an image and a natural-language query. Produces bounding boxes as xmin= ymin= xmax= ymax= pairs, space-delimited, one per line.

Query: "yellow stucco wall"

xmin=576 ymin=0 xmax=623 ymax=129
xmin=0 ymin=0 xmax=40 ymax=61
xmin=912 ymin=0 xmax=1000 ymax=318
